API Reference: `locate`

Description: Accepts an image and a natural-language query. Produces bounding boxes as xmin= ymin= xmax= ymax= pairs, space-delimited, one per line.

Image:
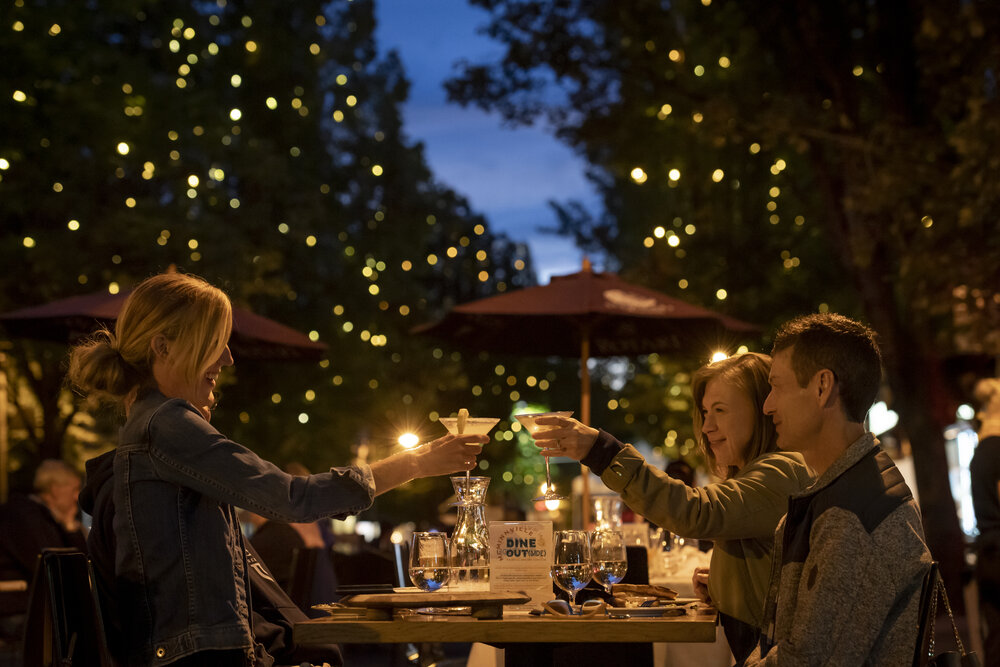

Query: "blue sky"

xmin=374 ymin=0 xmax=600 ymax=282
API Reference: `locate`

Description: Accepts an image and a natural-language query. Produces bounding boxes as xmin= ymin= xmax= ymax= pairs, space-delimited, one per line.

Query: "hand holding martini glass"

xmin=514 ymin=411 xmax=574 ymax=502
xmin=439 ymin=410 xmax=500 ymax=494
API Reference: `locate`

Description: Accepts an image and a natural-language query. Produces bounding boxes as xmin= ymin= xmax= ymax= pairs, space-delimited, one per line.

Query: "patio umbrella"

xmin=413 ymin=259 xmax=761 ymax=524
xmin=0 ymin=284 xmax=327 ymax=501
xmin=0 ymin=288 xmax=327 ymax=362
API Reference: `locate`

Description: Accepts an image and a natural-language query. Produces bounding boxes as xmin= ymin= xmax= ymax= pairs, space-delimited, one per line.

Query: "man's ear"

xmin=815 ymin=369 xmax=837 ymax=408
xmin=151 ymin=334 xmax=169 ymax=359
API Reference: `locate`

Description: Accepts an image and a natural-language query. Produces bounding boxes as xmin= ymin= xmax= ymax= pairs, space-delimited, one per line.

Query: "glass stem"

xmin=544 ymin=456 xmax=553 ymax=491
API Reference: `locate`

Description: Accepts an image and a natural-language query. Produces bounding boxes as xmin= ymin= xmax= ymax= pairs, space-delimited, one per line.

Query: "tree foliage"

xmin=447 ymin=0 xmax=1000 ymax=601
xmin=0 ymin=0 xmax=583 ymax=521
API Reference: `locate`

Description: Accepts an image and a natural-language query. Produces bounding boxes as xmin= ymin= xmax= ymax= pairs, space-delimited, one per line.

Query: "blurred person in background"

xmin=536 ymin=352 xmax=812 ymax=664
xmin=247 ymin=463 xmax=340 ymax=614
xmin=972 ymin=377 xmax=1000 ymax=665
xmin=0 ymin=459 xmax=87 ymax=641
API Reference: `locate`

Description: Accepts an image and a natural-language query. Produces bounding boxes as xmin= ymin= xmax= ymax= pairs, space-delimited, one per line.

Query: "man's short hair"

xmin=772 ymin=313 xmax=882 ymax=423
xmin=33 ymin=459 xmax=81 ymax=494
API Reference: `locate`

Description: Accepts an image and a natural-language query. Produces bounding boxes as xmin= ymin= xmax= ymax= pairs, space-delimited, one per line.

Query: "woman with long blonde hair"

xmin=71 ymin=272 xmax=485 ymax=667
xmin=536 ymin=352 xmax=812 ymax=663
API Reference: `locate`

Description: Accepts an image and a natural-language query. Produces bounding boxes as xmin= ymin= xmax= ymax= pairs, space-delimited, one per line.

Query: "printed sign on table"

xmin=489 ymin=521 xmax=553 ymax=609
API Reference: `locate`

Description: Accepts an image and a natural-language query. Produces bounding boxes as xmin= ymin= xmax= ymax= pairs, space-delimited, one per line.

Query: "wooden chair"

xmin=21 ymin=548 xmax=112 ymax=667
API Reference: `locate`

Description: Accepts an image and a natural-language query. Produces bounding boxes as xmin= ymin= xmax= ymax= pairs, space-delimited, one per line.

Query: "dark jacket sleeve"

xmin=581 ymin=429 xmax=626 ymax=475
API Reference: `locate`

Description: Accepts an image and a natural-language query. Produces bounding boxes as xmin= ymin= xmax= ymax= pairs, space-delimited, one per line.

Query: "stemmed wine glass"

xmin=409 ymin=532 xmax=451 ymax=592
xmin=514 ymin=411 xmax=573 ymax=502
xmin=550 ymin=529 xmax=591 ymax=606
xmin=590 ymin=529 xmax=627 ymax=595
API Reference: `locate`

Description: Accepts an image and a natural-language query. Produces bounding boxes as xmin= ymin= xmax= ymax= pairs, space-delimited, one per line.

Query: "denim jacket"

xmin=108 ymin=390 xmax=374 ymax=665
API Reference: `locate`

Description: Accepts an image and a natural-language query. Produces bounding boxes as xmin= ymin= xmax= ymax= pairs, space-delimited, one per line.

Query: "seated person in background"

xmin=745 ymin=313 xmax=931 ymax=665
xmin=243 ymin=512 xmax=303 ymax=592
xmin=246 ymin=484 xmax=340 ymax=614
xmin=247 ymin=462 xmax=339 ymax=605
xmin=971 ymin=378 xmax=1000 ymax=666
xmin=536 ymin=352 xmax=812 ymax=664
xmin=0 ymin=459 xmax=87 ymax=640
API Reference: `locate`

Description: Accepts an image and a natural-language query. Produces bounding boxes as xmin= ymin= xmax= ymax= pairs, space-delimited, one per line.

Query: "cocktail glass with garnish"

xmin=438 ymin=412 xmax=500 ymax=499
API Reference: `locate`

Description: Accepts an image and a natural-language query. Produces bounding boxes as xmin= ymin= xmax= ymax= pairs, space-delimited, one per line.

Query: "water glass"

xmin=409 ymin=532 xmax=450 ymax=592
xmin=551 ymin=529 xmax=591 ymax=605
xmin=590 ymin=529 xmax=627 ymax=594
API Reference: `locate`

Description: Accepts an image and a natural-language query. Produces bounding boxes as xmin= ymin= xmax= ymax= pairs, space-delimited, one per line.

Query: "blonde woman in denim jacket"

xmin=69 ymin=272 xmax=486 ymax=667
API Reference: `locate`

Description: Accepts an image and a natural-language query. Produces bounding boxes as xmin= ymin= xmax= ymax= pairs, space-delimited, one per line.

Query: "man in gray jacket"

xmin=745 ymin=313 xmax=932 ymax=665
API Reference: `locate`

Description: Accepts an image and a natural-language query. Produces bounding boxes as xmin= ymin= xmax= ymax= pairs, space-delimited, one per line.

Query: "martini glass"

xmin=438 ymin=415 xmax=500 ymax=499
xmin=515 ymin=411 xmax=573 ymax=502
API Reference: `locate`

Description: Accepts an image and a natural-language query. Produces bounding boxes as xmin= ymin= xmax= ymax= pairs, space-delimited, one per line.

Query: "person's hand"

xmin=531 ymin=416 xmax=599 ymax=462
xmin=412 ymin=433 xmax=487 ymax=478
xmin=692 ymin=566 xmax=711 ymax=603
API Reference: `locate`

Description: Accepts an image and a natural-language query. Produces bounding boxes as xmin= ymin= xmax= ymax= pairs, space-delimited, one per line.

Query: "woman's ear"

xmin=151 ymin=334 xmax=170 ymax=359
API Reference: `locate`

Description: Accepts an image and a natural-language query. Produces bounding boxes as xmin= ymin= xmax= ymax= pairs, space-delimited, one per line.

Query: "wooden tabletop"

xmin=295 ymin=608 xmax=718 ymax=646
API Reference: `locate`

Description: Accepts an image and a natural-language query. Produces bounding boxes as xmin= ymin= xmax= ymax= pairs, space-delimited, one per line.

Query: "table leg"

xmin=497 ymin=643 xmax=653 ymax=667
xmin=498 ymin=643 xmax=554 ymax=667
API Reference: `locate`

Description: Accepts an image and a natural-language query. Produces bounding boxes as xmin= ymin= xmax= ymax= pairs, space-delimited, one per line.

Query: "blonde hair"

xmin=68 ymin=272 xmax=232 ymax=412
xmin=691 ymin=352 xmax=777 ymax=479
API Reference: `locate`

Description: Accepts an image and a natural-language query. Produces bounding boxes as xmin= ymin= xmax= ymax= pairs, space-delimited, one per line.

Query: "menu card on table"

xmin=489 ymin=521 xmax=553 ymax=609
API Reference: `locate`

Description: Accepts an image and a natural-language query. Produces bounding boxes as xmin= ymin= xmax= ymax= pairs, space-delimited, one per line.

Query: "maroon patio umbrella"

xmin=414 ymin=259 xmax=760 ymax=523
xmin=0 ymin=288 xmax=327 ymax=362
xmin=0 ymin=283 xmax=327 ymax=501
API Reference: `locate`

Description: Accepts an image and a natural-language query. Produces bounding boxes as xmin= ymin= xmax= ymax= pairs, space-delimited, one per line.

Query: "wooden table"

xmin=295 ymin=608 xmax=718 ymax=666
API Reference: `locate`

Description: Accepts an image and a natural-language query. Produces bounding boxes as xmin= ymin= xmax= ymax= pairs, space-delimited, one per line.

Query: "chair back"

xmin=392 ymin=541 xmax=410 ymax=588
xmin=622 ymin=546 xmax=649 ymax=585
xmin=332 ymin=547 xmax=396 ymax=588
xmin=286 ymin=547 xmax=321 ymax=611
xmin=21 ymin=547 xmax=112 ymax=667
xmin=912 ymin=560 xmax=939 ymax=667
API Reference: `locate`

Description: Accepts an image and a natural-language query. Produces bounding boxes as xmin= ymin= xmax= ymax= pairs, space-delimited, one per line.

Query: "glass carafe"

xmin=592 ymin=495 xmax=623 ymax=532
xmin=449 ymin=475 xmax=491 ymax=591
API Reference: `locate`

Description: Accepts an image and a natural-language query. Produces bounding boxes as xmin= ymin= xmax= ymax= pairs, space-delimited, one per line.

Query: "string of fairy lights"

xmin=2 ymin=0 xmax=782 ymax=497
xmin=5 ymin=1 xmax=580 ymax=496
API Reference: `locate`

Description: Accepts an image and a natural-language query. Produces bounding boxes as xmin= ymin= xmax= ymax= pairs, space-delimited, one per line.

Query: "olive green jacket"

xmin=593 ymin=438 xmax=812 ymax=628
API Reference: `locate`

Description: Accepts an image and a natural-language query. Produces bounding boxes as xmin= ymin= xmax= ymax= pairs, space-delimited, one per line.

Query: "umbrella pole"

xmin=580 ymin=334 xmax=591 ymax=529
